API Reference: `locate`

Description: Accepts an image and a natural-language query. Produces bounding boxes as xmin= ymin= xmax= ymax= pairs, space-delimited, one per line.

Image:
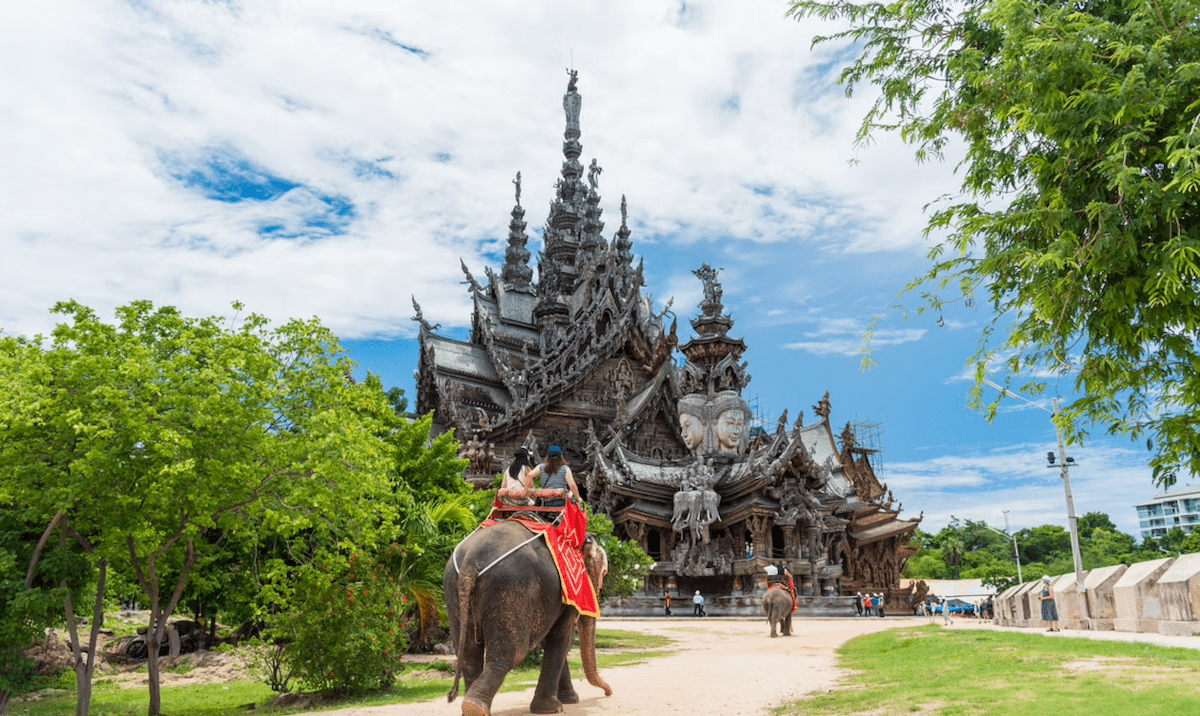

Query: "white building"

xmin=1135 ymin=485 xmax=1200 ymax=540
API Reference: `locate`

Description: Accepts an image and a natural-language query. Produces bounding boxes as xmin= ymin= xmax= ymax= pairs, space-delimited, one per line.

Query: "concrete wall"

xmin=1157 ymin=553 xmax=1200 ymax=636
xmin=997 ymin=554 xmax=1200 ymax=635
xmin=1015 ymin=581 xmax=1042 ymax=627
xmin=1052 ymin=572 xmax=1088 ymax=630
xmin=1083 ymin=564 xmax=1127 ymax=630
xmin=995 ymin=583 xmax=1023 ymax=626
xmin=1113 ymin=557 xmax=1173 ymax=633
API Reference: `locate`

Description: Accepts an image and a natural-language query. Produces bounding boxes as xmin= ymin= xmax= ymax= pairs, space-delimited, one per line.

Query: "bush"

xmin=263 ymin=547 xmax=410 ymax=695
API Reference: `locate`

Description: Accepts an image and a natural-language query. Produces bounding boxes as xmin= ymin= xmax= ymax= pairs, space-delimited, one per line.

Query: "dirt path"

xmin=305 ymin=616 xmax=921 ymax=716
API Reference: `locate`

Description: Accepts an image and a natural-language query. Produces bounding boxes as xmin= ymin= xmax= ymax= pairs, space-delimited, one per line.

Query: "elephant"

xmin=444 ymin=519 xmax=612 ymax=716
xmin=763 ymin=586 xmax=794 ymax=638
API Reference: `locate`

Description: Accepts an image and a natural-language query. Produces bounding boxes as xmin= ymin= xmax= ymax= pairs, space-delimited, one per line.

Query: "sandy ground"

xmin=303 ymin=616 xmax=922 ymax=716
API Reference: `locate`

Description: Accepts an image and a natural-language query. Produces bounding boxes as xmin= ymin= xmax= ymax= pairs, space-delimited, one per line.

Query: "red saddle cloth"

xmin=482 ymin=500 xmax=599 ymax=617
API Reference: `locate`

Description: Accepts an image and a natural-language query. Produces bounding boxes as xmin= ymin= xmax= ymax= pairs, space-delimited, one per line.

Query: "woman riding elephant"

xmin=444 ymin=519 xmax=611 ymax=716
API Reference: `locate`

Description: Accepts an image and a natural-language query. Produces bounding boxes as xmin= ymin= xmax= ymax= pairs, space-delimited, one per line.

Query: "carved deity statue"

xmin=587 ymin=158 xmax=602 ymax=190
xmin=410 ymin=296 xmax=440 ymax=332
xmin=564 ymin=72 xmax=582 ymax=134
xmin=716 ymin=408 xmax=746 ymax=452
xmin=680 ymin=412 xmax=703 ymax=451
xmin=693 ymin=263 xmax=723 ymax=311
xmin=671 ymin=458 xmax=719 ymax=546
xmin=678 ymin=390 xmax=752 ymax=456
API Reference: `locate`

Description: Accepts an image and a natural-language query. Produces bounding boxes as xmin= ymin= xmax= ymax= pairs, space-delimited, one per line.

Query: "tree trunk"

xmin=147 ymin=618 xmax=163 ymax=715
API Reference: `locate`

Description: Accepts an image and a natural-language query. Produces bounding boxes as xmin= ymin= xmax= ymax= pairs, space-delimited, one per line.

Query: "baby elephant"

xmin=762 ymin=587 xmax=794 ymax=637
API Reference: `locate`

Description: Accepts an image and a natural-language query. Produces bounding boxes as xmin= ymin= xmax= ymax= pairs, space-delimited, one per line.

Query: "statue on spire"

xmin=693 ymin=263 xmax=724 ymax=315
xmin=588 ymin=159 xmax=602 ymax=190
xmin=513 ymin=171 xmax=521 ymax=206
xmin=564 ymin=70 xmax=581 ymax=135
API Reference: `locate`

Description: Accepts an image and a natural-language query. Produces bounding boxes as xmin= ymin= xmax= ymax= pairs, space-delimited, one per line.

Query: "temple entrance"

xmin=647 ymin=530 xmax=662 ymax=561
xmin=771 ymin=525 xmax=786 ymax=559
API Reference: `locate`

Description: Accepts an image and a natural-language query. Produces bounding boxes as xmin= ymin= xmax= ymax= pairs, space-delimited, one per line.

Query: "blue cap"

xmin=548 ymin=445 xmax=563 ymax=456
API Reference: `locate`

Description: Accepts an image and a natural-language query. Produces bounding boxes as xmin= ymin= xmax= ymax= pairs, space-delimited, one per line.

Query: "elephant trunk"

xmin=578 ymin=614 xmax=612 ymax=696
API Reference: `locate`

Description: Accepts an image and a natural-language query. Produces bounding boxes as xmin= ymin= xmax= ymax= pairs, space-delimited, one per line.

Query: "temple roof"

xmin=849 ymin=514 xmax=922 ymax=545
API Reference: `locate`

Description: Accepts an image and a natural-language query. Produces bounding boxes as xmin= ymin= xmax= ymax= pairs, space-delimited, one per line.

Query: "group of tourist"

xmin=854 ymin=592 xmax=886 ymax=617
xmin=499 ymin=445 xmax=584 ymax=508
xmin=660 ymin=590 xmax=707 ymax=617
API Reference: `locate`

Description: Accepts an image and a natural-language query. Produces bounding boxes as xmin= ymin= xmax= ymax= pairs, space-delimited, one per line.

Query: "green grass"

xmin=8 ymin=628 xmax=675 ymax=716
xmin=9 ymin=679 xmax=277 ymax=716
xmin=776 ymin=626 xmax=1200 ymax=716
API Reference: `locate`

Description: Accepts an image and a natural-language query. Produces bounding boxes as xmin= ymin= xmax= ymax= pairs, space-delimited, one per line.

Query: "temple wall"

xmin=602 ymin=594 xmax=855 ymax=618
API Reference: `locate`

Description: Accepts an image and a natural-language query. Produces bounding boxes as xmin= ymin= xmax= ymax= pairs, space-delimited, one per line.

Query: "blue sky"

xmin=1 ymin=0 xmax=1175 ymax=539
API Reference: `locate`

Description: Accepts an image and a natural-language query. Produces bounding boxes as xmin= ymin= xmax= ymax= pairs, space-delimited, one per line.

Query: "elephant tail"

xmin=447 ymin=566 xmax=478 ymax=703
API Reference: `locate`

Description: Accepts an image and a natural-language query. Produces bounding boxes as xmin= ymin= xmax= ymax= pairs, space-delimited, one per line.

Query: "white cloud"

xmin=782 ymin=316 xmax=926 ymax=357
xmin=885 ymin=441 xmax=1158 ymax=538
xmin=1 ymin=0 xmax=961 ymax=340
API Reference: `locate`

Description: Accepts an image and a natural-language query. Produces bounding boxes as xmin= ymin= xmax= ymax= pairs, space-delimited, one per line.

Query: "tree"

xmin=1078 ymin=512 xmax=1120 ymax=540
xmin=584 ymin=510 xmax=654 ymax=600
xmin=787 ymin=0 xmax=1200 ymax=485
xmin=0 ymin=301 xmax=394 ymax=716
xmin=1014 ymin=525 xmax=1071 ymax=565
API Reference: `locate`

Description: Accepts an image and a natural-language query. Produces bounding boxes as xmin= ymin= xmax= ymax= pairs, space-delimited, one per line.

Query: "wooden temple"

xmin=414 ymin=72 xmax=922 ymax=614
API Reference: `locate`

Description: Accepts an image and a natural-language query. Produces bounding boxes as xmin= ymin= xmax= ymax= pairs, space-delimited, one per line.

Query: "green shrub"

xmin=264 ymin=547 xmax=410 ymax=696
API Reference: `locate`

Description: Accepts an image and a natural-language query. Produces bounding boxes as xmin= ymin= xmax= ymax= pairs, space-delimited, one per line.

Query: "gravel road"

xmin=304 ymin=616 xmax=919 ymax=716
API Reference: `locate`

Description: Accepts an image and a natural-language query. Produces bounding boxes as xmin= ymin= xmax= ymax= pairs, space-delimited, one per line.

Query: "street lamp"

xmin=981 ymin=380 xmax=1088 ymax=613
xmin=982 ymin=516 xmax=1023 ymax=584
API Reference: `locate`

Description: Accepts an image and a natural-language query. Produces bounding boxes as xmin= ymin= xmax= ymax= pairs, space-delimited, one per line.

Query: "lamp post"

xmin=982 ymin=380 xmax=1088 ymax=615
xmin=982 ymin=517 xmax=1022 ymax=584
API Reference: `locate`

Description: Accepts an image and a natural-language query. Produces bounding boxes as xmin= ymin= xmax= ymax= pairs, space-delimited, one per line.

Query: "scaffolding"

xmin=850 ymin=420 xmax=884 ymax=476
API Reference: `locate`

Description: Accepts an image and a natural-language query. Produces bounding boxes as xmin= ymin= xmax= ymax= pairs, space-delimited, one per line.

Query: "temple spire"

xmin=579 ymin=158 xmax=605 ymax=262
xmin=536 ymin=69 xmax=588 ymax=332
xmin=614 ymin=194 xmax=633 ymax=268
xmin=502 ymin=171 xmax=533 ymax=291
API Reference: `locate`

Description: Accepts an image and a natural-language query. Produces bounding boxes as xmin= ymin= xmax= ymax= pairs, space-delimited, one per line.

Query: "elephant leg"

xmin=458 ymin=631 xmax=485 ymax=694
xmin=768 ymin=610 xmax=778 ymax=638
xmin=530 ymin=611 xmax=574 ymax=714
xmin=783 ymin=612 xmax=793 ymax=637
xmin=463 ymin=647 xmax=515 ymax=716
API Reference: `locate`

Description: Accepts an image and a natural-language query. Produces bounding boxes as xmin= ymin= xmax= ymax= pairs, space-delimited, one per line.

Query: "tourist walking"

xmin=693 ymin=590 xmax=706 ymax=617
xmin=854 ymin=592 xmax=864 ymax=617
xmin=1039 ymin=576 xmax=1060 ymax=632
xmin=664 ymin=591 xmax=673 ymax=617
xmin=876 ymin=593 xmax=885 ymax=618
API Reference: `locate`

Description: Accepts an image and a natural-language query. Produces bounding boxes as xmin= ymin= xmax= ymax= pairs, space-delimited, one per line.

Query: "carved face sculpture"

xmin=716 ymin=409 xmax=747 ymax=453
xmin=680 ymin=412 xmax=704 ymax=451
